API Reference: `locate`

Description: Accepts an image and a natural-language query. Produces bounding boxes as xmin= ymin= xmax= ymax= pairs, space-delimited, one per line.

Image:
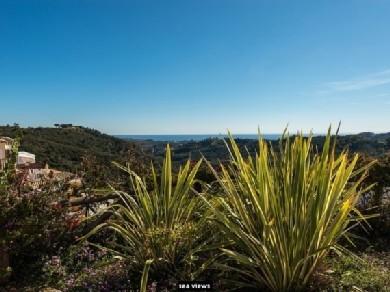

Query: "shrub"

xmin=0 ymin=139 xmax=69 ymax=284
xmin=83 ymin=145 xmax=212 ymax=289
xmin=203 ymin=129 xmax=373 ymax=291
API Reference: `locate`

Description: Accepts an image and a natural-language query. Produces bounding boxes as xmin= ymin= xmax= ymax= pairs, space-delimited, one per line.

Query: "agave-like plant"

xmin=204 ymin=129 xmax=374 ymax=291
xmin=82 ymin=145 xmax=210 ymax=286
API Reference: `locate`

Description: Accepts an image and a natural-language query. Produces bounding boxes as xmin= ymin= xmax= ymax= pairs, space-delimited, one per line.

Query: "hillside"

xmin=3 ymin=125 xmax=389 ymax=171
xmin=128 ymin=132 xmax=390 ymax=165
xmin=0 ymin=125 xmax=148 ymax=173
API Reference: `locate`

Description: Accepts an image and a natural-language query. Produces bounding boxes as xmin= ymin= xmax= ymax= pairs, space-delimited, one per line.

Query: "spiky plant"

xmin=203 ymin=129 xmax=374 ymax=291
xmin=83 ymin=145 xmax=210 ymax=286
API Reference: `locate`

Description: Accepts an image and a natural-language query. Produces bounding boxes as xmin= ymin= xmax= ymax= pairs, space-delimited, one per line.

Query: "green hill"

xmin=128 ymin=132 xmax=390 ymax=165
xmin=0 ymin=125 xmax=148 ymax=173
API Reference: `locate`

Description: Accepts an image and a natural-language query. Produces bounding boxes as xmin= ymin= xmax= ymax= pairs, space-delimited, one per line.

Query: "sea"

xmin=115 ymin=134 xmax=282 ymax=142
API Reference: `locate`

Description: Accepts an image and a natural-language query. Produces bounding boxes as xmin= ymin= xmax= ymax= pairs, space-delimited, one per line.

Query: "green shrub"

xmin=83 ymin=145 xmax=212 ymax=288
xmin=0 ymin=139 xmax=69 ymax=284
xmin=203 ymin=129 xmax=374 ymax=291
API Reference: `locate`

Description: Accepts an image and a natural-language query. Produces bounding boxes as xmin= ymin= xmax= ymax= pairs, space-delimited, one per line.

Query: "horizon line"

xmin=112 ymin=131 xmax=378 ymax=136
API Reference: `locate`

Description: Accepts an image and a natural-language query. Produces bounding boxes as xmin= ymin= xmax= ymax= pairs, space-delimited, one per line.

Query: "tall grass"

xmin=83 ymin=145 xmax=209 ymax=286
xmin=203 ymin=129 xmax=373 ymax=291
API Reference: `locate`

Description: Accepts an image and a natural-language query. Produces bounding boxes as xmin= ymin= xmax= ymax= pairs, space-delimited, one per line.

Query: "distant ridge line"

xmin=116 ymin=134 xmax=282 ymax=142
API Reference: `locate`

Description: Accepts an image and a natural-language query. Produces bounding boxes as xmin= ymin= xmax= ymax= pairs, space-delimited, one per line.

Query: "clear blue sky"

xmin=1 ymin=0 xmax=390 ymax=134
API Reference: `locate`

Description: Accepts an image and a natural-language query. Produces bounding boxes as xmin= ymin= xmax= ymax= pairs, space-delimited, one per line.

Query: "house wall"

xmin=0 ymin=143 xmax=6 ymax=160
xmin=0 ymin=143 xmax=6 ymax=170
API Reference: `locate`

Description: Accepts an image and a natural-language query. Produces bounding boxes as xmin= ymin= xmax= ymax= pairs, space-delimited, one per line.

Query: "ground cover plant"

xmin=323 ymin=251 xmax=390 ymax=291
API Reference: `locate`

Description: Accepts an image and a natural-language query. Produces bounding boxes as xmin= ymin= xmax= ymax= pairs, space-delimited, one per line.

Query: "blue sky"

xmin=1 ymin=0 xmax=390 ymax=134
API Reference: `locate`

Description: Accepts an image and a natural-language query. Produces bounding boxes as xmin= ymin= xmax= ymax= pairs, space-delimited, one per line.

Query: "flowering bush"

xmin=0 ymin=140 xmax=70 ymax=284
xmin=42 ymin=244 xmax=134 ymax=291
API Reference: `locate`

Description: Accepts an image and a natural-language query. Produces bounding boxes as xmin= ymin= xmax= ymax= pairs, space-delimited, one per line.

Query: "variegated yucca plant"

xmin=203 ymin=128 xmax=374 ymax=291
xmin=82 ymin=145 xmax=211 ymax=288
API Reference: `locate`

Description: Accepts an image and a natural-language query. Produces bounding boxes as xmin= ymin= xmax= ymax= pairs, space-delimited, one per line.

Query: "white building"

xmin=0 ymin=137 xmax=37 ymax=169
xmin=17 ymin=151 xmax=36 ymax=165
xmin=0 ymin=137 xmax=14 ymax=170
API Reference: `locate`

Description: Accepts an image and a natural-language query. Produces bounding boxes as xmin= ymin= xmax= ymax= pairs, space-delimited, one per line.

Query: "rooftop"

xmin=0 ymin=137 xmax=14 ymax=143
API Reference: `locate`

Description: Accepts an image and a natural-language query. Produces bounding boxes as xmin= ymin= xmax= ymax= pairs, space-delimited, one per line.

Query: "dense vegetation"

xmin=0 ymin=139 xmax=69 ymax=285
xmin=0 ymin=125 xmax=147 ymax=171
xmin=200 ymin=132 xmax=373 ymax=291
xmin=129 ymin=132 xmax=390 ymax=165
xmin=0 ymin=125 xmax=149 ymax=187
xmin=1 ymin=126 xmax=389 ymax=291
